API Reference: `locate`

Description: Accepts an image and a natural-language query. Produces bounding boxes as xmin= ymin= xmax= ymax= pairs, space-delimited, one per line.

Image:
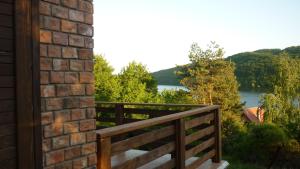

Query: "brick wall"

xmin=39 ymin=0 xmax=96 ymax=168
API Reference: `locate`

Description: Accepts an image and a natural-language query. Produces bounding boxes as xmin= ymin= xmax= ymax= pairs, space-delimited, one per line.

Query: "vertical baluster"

xmin=212 ymin=108 xmax=221 ymax=163
xmin=97 ymin=136 xmax=112 ymax=169
xmin=115 ymin=104 xmax=124 ymax=125
xmin=175 ymin=118 xmax=185 ymax=169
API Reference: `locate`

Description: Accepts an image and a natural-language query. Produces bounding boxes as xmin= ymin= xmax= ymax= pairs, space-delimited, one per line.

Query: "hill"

xmin=151 ymin=67 xmax=182 ymax=86
xmin=152 ymin=46 xmax=300 ymax=91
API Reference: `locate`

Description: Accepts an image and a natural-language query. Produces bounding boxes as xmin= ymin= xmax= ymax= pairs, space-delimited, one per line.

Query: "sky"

xmin=94 ymin=0 xmax=300 ymax=73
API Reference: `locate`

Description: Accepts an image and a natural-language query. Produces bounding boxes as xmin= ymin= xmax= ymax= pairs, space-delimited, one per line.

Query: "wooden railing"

xmin=96 ymin=102 xmax=221 ymax=169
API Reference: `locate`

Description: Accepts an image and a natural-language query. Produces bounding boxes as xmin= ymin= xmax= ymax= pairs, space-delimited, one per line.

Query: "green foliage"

xmin=158 ymin=89 xmax=192 ymax=104
xmin=178 ymin=42 xmax=243 ymax=117
xmin=118 ymin=61 xmax=158 ymax=103
xmin=94 ymin=55 xmax=121 ymax=101
xmin=226 ymin=46 xmax=300 ymax=92
xmin=260 ymin=53 xmax=300 ymax=140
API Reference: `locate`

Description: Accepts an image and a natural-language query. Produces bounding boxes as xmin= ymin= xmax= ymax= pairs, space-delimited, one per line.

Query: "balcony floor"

xmin=111 ymin=149 xmax=229 ymax=169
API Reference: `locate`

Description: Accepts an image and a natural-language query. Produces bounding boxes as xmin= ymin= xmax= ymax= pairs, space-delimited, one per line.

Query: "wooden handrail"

xmin=96 ymin=105 xmax=220 ymax=138
xmin=96 ymin=101 xmax=208 ymax=107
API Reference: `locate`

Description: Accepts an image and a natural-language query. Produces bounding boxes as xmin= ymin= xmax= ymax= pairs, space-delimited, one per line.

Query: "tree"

xmin=94 ymin=55 xmax=121 ymax=101
xmin=118 ymin=62 xmax=158 ymax=103
xmin=178 ymin=42 xmax=242 ymax=116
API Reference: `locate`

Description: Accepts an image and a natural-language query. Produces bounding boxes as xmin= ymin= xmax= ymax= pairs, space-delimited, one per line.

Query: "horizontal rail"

xmin=96 ymin=105 xmax=220 ymax=138
xmin=96 ymin=101 xmax=207 ymax=107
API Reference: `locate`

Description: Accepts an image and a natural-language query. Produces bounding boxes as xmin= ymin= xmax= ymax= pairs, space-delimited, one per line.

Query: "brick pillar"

xmin=39 ymin=0 xmax=96 ymax=168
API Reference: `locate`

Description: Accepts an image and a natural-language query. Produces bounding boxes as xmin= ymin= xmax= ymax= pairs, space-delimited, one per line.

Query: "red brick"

xmin=40 ymin=30 xmax=52 ymax=43
xmin=65 ymin=72 xmax=79 ymax=83
xmin=44 ymin=16 xmax=60 ymax=31
xmin=52 ymin=135 xmax=69 ymax=149
xmin=61 ymin=0 xmax=78 ymax=9
xmin=70 ymin=60 xmax=84 ymax=71
xmin=78 ymin=49 xmax=93 ymax=60
xmin=82 ymin=142 xmax=96 ymax=155
xmin=64 ymin=121 xmax=79 ymax=134
xmin=80 ymin=97 xmax=95 ymax=108
xmin=84 ymin=13 xmax=93 ymax=24
xmin=43 ymin=139 xmax=51 ymax=152
xmin=70 ymin=84 xmax=85 ymax=96
xmin=86 ymin=131 xmax=96 ymax=142
xmin=84 ymin=37 xmax=94 ymax=48
xmin=79 ymin=72 xmax=94 ymax=83
xmin=51 ymin=72 xmax=65 ymax=83
xmin=48 ymin=45 xmax=62 ymax=58
xmin=78 ymin=24 xmax=93 ymax=36
xmin=63 ymin=97 xmax=80 ymax=109
xmin=61 ymin=20 xmax=77 ymax=33
xmin=53 ymin=59 xmax=69 ymax=71
xmin=62 ymin=47 xmax=77 ymax=58
xmin=41 ymin=71 xmax=50 ymax=84
xmin=70 ymin=133 xmax=86 ymax=145
xmin=44 ymin=122 xmax=63 ymax=137
xmin=41 ymin=111 xmax=53 ymax=125
xmin=54 ymin=162 xmax=72 ymax=169
xmin=84 ymin=60 xmax=93 ymax=72
xmin=54 ymin=110 xmax=71 ymax=123
xmin=41 ymin=85 xmax=56 ymax=97
xmin=56 ymin=84 xmax=69 ymax=97
xmin=46 ymin=98 xmax=64 ymax=111
xmin=88 ymin=154 xmax=97 ymax=166
xmin=71 ymin=109 xmax=86 ymax=120
xmin=44 ymin=0 xmax=60 ymax=4
xmin=45 ymin=149 xmax=64 ymax=165
xmin=73 ymin=157 xmax=87 ymax=169
xmin=41 ymin=57 xmax=52 ymax=70
xmin=40 ymin=44 xmax=48 ymax=57
xmin=69 ymin=10 xmax=84 ymax=22
xmin=80 ymin=119 xmax=95 ymax=131
xmin=86 ymin=108 xmax=96 ymax=118
xmin=65 ymin=146 xmax=81 ymax=160
xmin=40 ymin=2 xmax=51 ymax=15
xmin=53 ymin=32 xmax=68 ymax=45
xmin=69 ymin=35 xmax=84 ymax=47
xmin=79 ymin=0 xmax=93 ymax=13
xmin=52 ymin=5 xmax=68 ymax=19
xmin=85 ymin=84 xmax=94 ymax=96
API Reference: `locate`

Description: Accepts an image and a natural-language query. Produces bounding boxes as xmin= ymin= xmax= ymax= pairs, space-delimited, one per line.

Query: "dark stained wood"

xmin=0 ymin=39 xmax=13 ymax=51
xmin=0 ymin=147 xmax=16 ymax=161
xmin=0 ymin=124 xmax=15 ymax=136
xmin=96 ymin=101 xmax=206 ymax=108
xmin=0 ymin=135 xmax=15 ymax=149
xmin=0 ymin=88 xmax=14 ymax=99
xmin=0 ymin=158 xmax=16 ymax=169
xmin=0 ymin=52 xmax=13 ymax=63
xmin=0 ymin=26 xmax=13 ymax=39
xmin=185 ymin=125 xmax=214 ymax=145
xmin=185 ymin=113 xmax=214 ymax=130
xmin=0 ymin=64 xmax=14 ymax=75
xmin=185 ymin=137 xmax=215 ymax=159
xmin=0 ymin=0 xmax=13 ymax=3
xmin=97 ymin=105 xmax=220 ymax=138
xmin=111 ymin=125 xmax=175 ymax=155
xmin=0 ymin=15 xmax=13 ymax=27
xmin=0 ymin=2 xmax=13 ymax=15
xmin=212 ymin=109 xmax=221 ymax=163
xmin=0 ymin=100 xmax=14 ymax=112
xmin=186 ymin=150 xmax=216 ymax=169
xmin=113 ymin=142 xmax=175 ymax=169
xmin=0 ymin=76 xmax=14 ymax=87
xmin=115 ymin=104 xmax=124 ymax=125
xmin=15 ymin=0 xmax=42 ymax=168
xmin=0 ymin=112 xmax=15 ymax=124
xmin=98 ymin=137 xmax=112 ymax=169
xmin=174 ymin=119 xmax=185 ymax=169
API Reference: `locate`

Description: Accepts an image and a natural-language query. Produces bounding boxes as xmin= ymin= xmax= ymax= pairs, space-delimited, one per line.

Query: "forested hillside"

xmin=152 ymin=46 xmax=300 ymax=92
xmin=226 ymin=46 xmax=300 ymax=92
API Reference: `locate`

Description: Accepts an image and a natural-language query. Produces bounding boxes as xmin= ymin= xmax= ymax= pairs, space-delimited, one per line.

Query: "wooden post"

xmin=212 ymin=108 xmax=221 ymax=163
xmin=97 ymin=136 xmax=112 ymax=169
xmin=174 ymin=118 xmax=185 ymax=169
xmin=115 ymin=104 xmax=124 ymax=125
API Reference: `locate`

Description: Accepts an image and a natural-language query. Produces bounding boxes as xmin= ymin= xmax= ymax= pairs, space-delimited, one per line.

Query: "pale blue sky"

xmin=94 ymin=0 xmax=300 ymax=73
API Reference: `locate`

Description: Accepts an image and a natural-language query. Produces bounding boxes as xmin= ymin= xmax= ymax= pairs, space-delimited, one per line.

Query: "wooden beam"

xmin=98 ymin=137 xmax=112 ymax=169
xmin=174 ymin=118 xmax=185 ymax=169
xmin=212 ymin=108 xmax=221 ymax=163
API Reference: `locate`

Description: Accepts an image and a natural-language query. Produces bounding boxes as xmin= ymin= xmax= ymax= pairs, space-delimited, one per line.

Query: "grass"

xmin=223 ymin=155 xmax=264 ymax=169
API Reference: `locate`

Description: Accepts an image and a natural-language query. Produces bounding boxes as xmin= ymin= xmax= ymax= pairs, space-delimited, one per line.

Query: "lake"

xmin=158 ymin=85 xmax=262 ymax=108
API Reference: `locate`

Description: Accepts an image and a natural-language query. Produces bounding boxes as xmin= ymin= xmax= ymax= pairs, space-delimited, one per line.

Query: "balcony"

xmin=96 ymin=102 xmax=229 ymax=169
